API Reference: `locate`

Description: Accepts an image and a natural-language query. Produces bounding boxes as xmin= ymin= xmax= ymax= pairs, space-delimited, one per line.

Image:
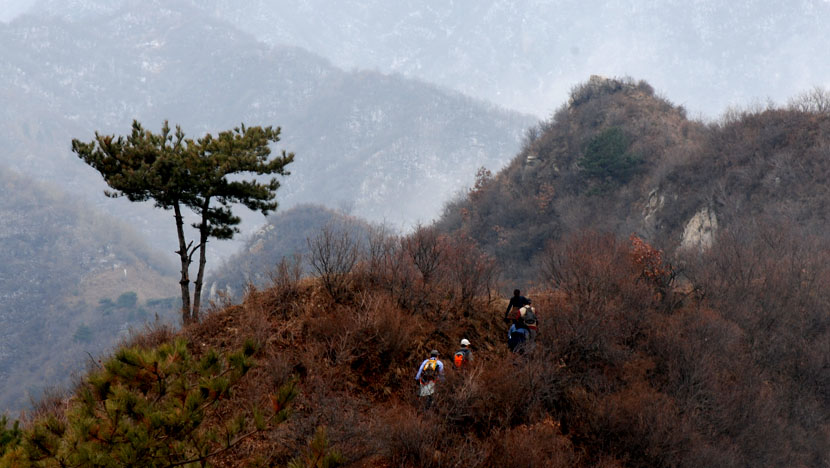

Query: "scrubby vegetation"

xmin=3 ymin=225 xmax=827 ymax=467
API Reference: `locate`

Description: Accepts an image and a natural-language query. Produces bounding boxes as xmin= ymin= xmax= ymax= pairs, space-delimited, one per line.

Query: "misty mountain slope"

xmin=281 ymin=70 xmax=529 ymax=222
xmin=0 ymin=168 xmax=177 ymax=412
xmin=202 ymin=0 xmax=830 ymax=118
xmin=1 ymin=1 xmax=534 ymax=261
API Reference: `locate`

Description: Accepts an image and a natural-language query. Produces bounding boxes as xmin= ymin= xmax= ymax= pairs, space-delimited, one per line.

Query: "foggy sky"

xmin=6 ymin=1 xmax=829 ymax=118
xmin=205 ymin=0 xmax=830 ymax=119
xmin=0 ymin=0 xmax=36 ymax=22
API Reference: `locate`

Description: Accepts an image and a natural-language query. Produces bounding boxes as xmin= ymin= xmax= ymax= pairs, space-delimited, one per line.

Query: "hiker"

xmin=415 ymin=349 xmax=444 ymax=407
xmin=507 ymin=320 xmax=529 ymax=353
xmin=504 ymin=289 xmax=531 ymax=323
xmin=453 ymin=339 xmax=473 ymax=369
xmin=519 ymin=304 xmax=538 ymax=340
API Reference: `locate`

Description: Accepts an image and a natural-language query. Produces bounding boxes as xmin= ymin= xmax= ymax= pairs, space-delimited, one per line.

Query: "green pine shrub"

xmin=0 ymin=416 xmax=21 ymax=459
xmin=2 ymin=339 xmax=296 ymax=468
xmin=578 ymin=127 xmax=643 ymax=194
xmin=287 ymin=426 xmax=346 ymax=468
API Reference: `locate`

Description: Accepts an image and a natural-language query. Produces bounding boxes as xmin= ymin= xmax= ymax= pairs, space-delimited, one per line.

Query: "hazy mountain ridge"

xmin=0 ymin=168 xmax=177 ymax=412
xmin=1 ymin=0 xmax=534 ymax=253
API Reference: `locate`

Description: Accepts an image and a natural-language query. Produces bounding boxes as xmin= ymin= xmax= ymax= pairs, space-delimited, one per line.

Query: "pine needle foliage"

xmin=0 ymin=416 xmax=21 ymax=458
xmin=578 ymin=126 xmax=643 ymax=194
xmin=287 ymin=427 xmax=346 ymax=468
xmin=1 ymin=339 xmax=296 ymax=468
xmin=72 ymin=121 xmax=294 ymax=324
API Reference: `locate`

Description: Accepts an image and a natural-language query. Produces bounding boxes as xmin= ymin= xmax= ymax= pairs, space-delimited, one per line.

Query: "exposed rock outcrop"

xmin=679 ymin=207 xmax=718 ymax=252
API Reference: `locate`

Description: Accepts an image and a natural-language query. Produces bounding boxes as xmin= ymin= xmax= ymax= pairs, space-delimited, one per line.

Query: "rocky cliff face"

xmin=679 ymin=207 xmax=719 ymax=252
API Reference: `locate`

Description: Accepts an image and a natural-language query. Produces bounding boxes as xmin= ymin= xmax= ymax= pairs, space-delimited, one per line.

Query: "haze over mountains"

xmin=9 ymin=0 xmax=830 ymax=119
xmin=203 ymin=0 xmax=830 ymax=117
xmin=0 ymin=0 xmax=532 ymax=412
xmin=1 ymin=0 xmax=534 ymax=258
xmin=0 ymin=169 xmax=177 ymax=412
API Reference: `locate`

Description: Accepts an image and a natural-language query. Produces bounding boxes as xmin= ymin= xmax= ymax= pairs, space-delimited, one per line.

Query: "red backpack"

xmin=453 ymin=350 xmax=467 ymax=368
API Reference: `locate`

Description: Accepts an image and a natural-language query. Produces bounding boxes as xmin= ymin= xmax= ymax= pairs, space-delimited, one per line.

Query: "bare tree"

xmin=365 ymin=224 xmax=398 ymax=285
xmin=307 ymin=223 xmax=361 ymax=301
xmin=403 ymin=224 xmax=444 ymax=284
xmin=787 ymin=86 xmax=830 ymax=114
xmin=443 ymin=235 xmax=499 ymax=314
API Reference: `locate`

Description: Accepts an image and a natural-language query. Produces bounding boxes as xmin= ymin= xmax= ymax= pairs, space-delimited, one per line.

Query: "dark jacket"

xmin=505 ymin=295 xmax=531 ymax=319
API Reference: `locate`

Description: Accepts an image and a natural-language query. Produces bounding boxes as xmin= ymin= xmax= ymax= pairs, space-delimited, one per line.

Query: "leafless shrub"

xmin=120 ymin=318 xmax=176 ymax=350
xmin=238 ymin=294 xmax=275 ymax=348
xmin=482 ymin=420 xmax=576 ymax=468
xmin=388 ymin=247 xmax=425 ymax=311
xmin=364 ymin=223 xmax=399 ymax=286
xmin=268 ymin=252 xmax=304 ymax=298
xmin=787 ymin=85 xmax=830 ymax=114
xmin=375 ymin=406 xmax=447 ymax=468
xmin=364 ymin=229 xmax=430 ymax=312
xmin=263 ymin=349 xmax=296 ymax=391
xmin=442 ymin=234 xmax=499 ymax=314
xmin=24 ymin=386 xmax=69 ymax=425
xmin=307 ymin=223 xmax=362 ymax=301
xmin=431 ymin=355 xmax=543 ymax=436
xmin=307 ymin=292 xmax=415 ymax=381
xmin=403 ymin=224 xmax=444 ymax=285
xmin=539 ymin=232 xmax=649 ymax=364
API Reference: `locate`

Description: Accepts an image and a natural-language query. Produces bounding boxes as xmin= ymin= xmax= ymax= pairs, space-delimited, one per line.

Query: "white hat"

xmin=460 ymin=338 xmax=471 ymax=346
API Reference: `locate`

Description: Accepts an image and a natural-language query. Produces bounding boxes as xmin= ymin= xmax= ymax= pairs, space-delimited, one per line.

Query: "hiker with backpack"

xmin=453 ymin=339 xmax=473 ymax=369
xmin=415 ymin=349 xmax=444 ymax=407
xmin=518 ymin=304 xmax=538 ymax=340
xmin=504 ymin=289 xmax=531 ymax=323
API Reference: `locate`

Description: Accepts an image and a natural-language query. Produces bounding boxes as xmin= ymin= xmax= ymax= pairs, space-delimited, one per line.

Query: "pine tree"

xmin=72 ymin=121 xmax=294 ymax=324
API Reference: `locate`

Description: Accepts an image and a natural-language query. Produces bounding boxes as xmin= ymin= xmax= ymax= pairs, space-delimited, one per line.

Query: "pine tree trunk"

xmin=174 ymin=203 xmax=192 ymax=325
xmin=192 ymin=201 xmax=210 ymax=324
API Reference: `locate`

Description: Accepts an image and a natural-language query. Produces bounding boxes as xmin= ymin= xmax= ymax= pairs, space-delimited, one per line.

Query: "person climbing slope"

xmin=415 ymin=349 xmax=444 ymax=407
xmin=453 ymin=339 xmax=473 ymax=368
xmin=519 ymin=303 xmax=539 ymax=340
xmin=504 ymin=289 xmax=531 ymax=323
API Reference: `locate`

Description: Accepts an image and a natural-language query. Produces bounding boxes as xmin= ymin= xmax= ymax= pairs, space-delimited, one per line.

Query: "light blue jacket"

xmin=415 ymin=358 xmax=445 ymax=381
xmin=508 ymin=323 xmax=529 ymax=340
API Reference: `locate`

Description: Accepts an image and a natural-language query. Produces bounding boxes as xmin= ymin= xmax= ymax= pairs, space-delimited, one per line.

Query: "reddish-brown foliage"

xmin=17 ymin=224 xmax=827 ymax=468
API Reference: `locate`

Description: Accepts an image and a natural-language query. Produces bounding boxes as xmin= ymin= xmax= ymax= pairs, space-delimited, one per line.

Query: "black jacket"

xmin=505 ymin=295 xmax=531 ymax=317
